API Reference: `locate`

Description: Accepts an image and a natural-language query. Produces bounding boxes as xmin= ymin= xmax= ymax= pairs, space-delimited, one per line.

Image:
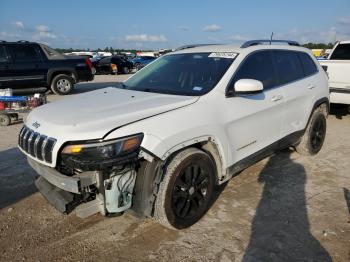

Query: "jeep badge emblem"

xmin=32 ymin=121 xmax=41 ymax=129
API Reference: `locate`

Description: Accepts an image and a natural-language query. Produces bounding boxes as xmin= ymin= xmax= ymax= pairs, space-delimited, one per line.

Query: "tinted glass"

xmin=100 ymin=57 xmax=111 ymax=63
xmin=330 ymin=44 xmax=350 ymax=60
xmin=124 ymin=52 xmax=236 ymax=96
xmin=112 ymin=57 xmax=122 ymax=63
xmin=233 ymin=51 xmax=277 ymax=90
xmin=0 ymin=46 xmax=8 ymax=63
xmin=298 ymin=52 xmax=318 ymax=76
xmin=41 ymin=44 xmax=64 ymax=58
xmin=9 ymin=45 xmax=39 ymax=62
xmin=274 ymin=51 xmax=304 ymax=85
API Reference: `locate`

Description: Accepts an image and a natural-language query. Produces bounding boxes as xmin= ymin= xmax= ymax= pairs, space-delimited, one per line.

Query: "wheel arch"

xmin=306 ymin=97 xmax=329 ymax=127
xmin=132 ymin=137 xmax=228 ymax=218
xmin=47 ymin=68 xmax=77 ymax=85
xmin=148 ymin=135 xmax=228 ymax=184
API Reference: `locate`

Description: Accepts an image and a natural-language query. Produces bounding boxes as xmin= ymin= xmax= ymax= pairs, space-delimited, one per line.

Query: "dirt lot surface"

xmin=0 ymin=75 xmax=349 ymax=262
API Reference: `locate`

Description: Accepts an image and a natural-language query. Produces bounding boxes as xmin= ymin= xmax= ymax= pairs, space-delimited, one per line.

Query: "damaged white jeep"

xmin=19 ymin=40 xmax=329 ymax=230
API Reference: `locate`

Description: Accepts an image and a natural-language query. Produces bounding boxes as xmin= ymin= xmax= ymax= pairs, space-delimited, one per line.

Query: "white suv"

xmin=18 ymin=40 xmax=329 ymax=230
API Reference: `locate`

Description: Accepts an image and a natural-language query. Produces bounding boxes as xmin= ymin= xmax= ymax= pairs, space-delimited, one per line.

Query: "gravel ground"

xmin=0 ymin=75 xmax=349 ymax=261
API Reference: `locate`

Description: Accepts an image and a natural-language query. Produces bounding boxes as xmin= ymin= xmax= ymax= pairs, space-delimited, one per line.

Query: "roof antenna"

xmin=270 ymin=32 xmax=274 ymax=45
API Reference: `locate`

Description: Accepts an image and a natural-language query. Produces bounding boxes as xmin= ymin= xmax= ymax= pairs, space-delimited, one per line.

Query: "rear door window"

xmin=330 ymin=43 xmax=350 ymax=60
xmin=0 ymin=46 xmax=9 ymax=63
xmin=298 ymin=52 xmax=318 ymax=76
xmin=273 ymin=51 xmax=304 ymax=85
xmin=8 ymin=45 xmax=40 ymax=62
xmin=232 ymin=50 xmax=277 ymax=90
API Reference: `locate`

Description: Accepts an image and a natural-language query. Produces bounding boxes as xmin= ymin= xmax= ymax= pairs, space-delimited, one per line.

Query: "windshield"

xmin=122 ymin=52 xmax=236 ymax=96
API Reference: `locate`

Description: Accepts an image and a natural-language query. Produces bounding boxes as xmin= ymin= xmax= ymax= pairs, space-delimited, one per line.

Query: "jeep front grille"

xmin=18 ymin=126 xmax=56 ymax=164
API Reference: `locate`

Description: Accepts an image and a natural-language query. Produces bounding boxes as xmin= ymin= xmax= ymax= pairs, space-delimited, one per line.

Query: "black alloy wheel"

xmin=153 ymin=148 xmax=216 ymax=229
xmin=171 ymin=164 xmax=210 ymax=219
xmin=309 ymin=114 xmax=326 ymax=152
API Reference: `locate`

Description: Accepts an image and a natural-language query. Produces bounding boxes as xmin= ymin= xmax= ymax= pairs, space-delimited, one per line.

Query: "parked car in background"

xmin=0 ymin=41 xmax=94 ymax=95
xmin=92 ymin=55 xmax=133 ymax=74
xmin=92 ymin=51 xmax=112 ymax=58
xmin=19 ymin=40 xmax=329 ymax=230
xmin=130 ymin=56 xmax=156 ymax=70
xmin=319 ymin=41 xmax=350 ymax=105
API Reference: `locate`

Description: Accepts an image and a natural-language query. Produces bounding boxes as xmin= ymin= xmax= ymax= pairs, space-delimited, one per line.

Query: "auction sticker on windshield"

xmin=208 ymin=52 xmax=237 ymax=59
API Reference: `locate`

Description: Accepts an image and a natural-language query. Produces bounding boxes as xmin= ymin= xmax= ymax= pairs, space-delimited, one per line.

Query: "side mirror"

xmin=234 ymin=79 xmax=263 ymax=94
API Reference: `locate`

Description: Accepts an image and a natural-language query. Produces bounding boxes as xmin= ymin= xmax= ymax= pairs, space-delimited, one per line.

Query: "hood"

xmin=26 ymin=87 xmax=198 ymax=140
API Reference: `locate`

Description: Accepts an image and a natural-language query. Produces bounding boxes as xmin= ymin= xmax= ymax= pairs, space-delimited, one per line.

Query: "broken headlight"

xmin=61 ymin=134 xmax=143 ymax=161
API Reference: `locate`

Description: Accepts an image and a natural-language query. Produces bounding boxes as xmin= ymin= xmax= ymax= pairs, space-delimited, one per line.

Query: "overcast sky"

xmin=0 ymin=0 xmax=349 ymax=50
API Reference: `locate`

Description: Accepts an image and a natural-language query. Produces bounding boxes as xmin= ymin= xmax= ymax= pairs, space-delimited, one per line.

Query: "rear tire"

xmin=295 ymin=106 xmax=327 ymax=155
xmin=154 ymin=148 xmax=216 ymax=230
xmin=51 ymin=74 xmax=74 ymax=95
xmin=0 ymin=114 xmax=11 ymax=126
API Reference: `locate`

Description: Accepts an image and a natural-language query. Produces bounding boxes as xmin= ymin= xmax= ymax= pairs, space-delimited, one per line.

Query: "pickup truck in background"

xmin=319 ymin=41 xmax=350 ymax=105
xmin=0 ymin=41 xmax=95 ymax=95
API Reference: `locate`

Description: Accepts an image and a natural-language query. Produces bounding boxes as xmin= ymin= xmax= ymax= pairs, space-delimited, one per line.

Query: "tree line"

xmin=54 ymin=43 xmax=336 ymax=54
xmin=55 ymin=47 xmax=154 ymax=54
xmin=302 ymin=43 xmax=334 ymax=49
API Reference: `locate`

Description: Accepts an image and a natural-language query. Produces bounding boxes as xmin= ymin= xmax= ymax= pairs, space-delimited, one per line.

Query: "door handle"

xmin=271 ymin=95 xmax=283 ymax=102
xmin=307 ymin=84 xmax=315 ymax=89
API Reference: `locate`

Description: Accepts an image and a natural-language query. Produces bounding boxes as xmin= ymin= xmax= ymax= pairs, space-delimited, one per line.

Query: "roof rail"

xmin=17 ymin=40 xmax=30 ymax=43
xmin=0 ymin=40 xmax=7 ymax=42
xmin=241 ymin=39 xmax=300 ymax=48
xmin=174 ymin=43 xmax=221 ymax=51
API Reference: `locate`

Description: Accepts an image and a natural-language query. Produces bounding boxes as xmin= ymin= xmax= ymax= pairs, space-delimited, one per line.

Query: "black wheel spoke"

xmin=193 ymin=191 xmax=204 ymax=201
xmin=192 ymin=165 xmax=199 ymax=185
xmin=190 ymin=198 xmax=199 ymax=209
xmin=175 ymin=198 xmax=187 ymax=216
xmin=180 ymin=201 xmax=191 ymax=217
xmin=185 ymin=167 xmax=192 ymax=186
xmin=197 ymin=177 xmax=208 ymax=189
xmin=195 ymin=173 xmax=207 ymax=187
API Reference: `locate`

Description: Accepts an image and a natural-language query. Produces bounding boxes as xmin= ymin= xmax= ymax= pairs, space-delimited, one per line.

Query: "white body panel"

xmin=320 ymin=60 xmax=350 ymax=89
xmin=282 ymin=68 xmax=328 ymax=136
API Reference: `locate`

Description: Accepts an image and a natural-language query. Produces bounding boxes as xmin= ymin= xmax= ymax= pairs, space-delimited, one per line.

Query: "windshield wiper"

xmin=140 ymin=88 xmax=164 ymax=94
xmin=119 ymin=83 xmax=127 ymax=89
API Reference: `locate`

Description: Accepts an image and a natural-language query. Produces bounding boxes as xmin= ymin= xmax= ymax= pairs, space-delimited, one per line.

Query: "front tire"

xmin=154 ymin=148 xmax=216 ymax=230
xmin=296 ymin=106 xmax=327 ymax=155
xmin=51 ymin=74 xmax=74 ymax=95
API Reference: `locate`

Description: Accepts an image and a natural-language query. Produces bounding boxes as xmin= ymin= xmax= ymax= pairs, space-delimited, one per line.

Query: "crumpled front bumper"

xmin=28 ymin=157 xmax=82 ymax=194
xmin=28 ymin=157 xmax=103 ymax=216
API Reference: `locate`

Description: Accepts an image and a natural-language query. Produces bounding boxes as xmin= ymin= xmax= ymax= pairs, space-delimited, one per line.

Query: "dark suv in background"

xmin=91 ymin=55 xmax=134 ymax=75
xmin=0 ymin=41 xmax=94 ymax=95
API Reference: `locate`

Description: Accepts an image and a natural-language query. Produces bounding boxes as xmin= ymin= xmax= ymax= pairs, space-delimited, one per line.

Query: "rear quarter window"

xmin=274 ymin=50 xmax=304 ymax=85
xmin=298 ymin=52 xmax=318 ymax=76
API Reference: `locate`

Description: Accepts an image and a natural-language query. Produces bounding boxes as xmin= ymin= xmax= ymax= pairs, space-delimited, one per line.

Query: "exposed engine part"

xmin=104 ymin=166 xmax=137 ymax=213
